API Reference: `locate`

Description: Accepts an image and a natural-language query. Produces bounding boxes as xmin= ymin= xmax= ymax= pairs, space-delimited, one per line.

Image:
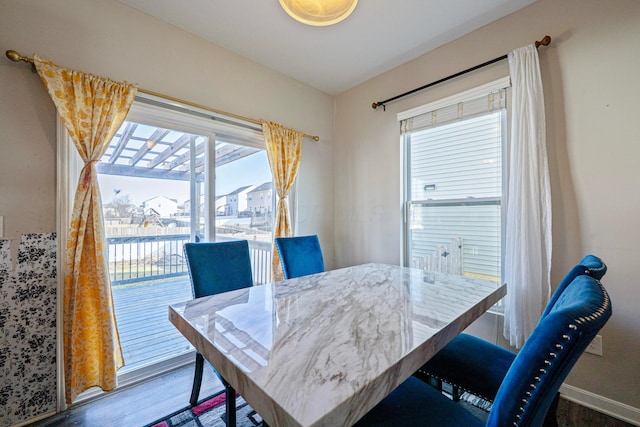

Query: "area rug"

xmin=145 ymin=391 xmax=264 ymax=427
xmin=145 ymin=385 xmax=489 ymax=427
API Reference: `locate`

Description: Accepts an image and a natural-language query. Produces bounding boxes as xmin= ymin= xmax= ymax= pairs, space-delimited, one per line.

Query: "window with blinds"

xmin=400 ymin=78 xmax=508 ymax=283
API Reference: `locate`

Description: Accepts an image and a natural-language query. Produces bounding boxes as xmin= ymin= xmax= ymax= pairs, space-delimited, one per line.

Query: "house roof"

xmin=142 ymin=195 xmax=178 ymax=204
xmin=248 ymin=182 xmax=272 ymax=193
xmin=226 ymin=185 xmax=254 ymax=196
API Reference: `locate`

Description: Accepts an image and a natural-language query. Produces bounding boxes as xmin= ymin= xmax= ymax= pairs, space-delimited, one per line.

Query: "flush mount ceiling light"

xmin=279 ymin=0 xmax=358 ymax=26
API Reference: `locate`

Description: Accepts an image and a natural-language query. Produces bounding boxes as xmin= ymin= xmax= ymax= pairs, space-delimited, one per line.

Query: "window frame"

xmin=55 ymin=93 xmax=283 ymax=406
xmin=399 ymin=77 xmax=510 ymax=282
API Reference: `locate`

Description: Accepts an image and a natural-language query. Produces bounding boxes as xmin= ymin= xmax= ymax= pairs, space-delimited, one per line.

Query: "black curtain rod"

xmin=371 ymin=35 xmax=551 ymax=111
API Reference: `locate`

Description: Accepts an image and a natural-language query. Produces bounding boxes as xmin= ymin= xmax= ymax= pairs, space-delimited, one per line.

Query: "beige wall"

xmin=0 ymin=0 xmax=335 ymax=265
xmin=1 ymin=5 xmax=334 ymax=419
xmin=335 ymin=0 xmax=640 ymax=415
xmin=3 ymin=0 xmax=640 ymax=421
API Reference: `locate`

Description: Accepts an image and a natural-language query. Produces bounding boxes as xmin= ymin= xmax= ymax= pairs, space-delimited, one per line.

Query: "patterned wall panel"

xmin=0 ymin=233 xmax=57 ymax=427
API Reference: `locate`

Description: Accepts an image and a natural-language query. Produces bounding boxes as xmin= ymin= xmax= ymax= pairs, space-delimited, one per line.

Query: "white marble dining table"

xmin=169 ymin=263 xmax=506 ymax=427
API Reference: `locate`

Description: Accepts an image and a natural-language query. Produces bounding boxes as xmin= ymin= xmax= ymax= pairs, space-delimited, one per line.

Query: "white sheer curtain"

xmin=503 ymin=44 xmax=552 ymax=348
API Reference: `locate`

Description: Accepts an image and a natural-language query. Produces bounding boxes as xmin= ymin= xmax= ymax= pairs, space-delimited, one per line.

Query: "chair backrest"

xmin=274 ymin=235 xmax=325 ymax=279
xmin=487 ymin=275 xmax=612 ymax=426
xmin=184 ymin=240 xmax=253 ymax=298
xmin=542 ymin=254 xmax=607 ymax=318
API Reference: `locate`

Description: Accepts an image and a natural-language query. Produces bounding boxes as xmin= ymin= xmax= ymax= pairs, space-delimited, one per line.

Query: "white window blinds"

xmin=398 ymin=76 xmax=510 ymax=132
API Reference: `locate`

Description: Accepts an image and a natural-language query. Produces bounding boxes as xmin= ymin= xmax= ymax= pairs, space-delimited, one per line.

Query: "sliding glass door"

xmin=98 ymin=105 xmax=212 ymax=374
xmin=93 ymin=99 xmax=274 ymax=379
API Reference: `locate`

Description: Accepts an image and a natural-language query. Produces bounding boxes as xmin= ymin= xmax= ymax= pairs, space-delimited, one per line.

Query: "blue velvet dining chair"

xmin=274 ymin=234 xmax=325 ymax=279
xmin=183 ymin=240 xmax=254 ymax=425
xmin=355 ymin=273 xmax=612 ymax=427
xmin=414 ymin=255 xmax=607 ymax=424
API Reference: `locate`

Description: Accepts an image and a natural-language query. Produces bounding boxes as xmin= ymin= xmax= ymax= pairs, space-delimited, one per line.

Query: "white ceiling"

xmin=118 ymin=0 xmax=537 ymax=95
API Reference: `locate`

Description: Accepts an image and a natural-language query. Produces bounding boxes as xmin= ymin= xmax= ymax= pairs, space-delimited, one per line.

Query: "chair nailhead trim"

xmin=510 ymin=279 xmax=611 ymax=426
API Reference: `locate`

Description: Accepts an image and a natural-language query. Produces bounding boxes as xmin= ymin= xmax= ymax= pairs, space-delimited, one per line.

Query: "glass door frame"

xmin=55 ymin=95 xmax=267 ymax=407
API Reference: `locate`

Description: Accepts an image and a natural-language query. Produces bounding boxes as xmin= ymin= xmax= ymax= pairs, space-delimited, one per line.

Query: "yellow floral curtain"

xmin=34 ymin=56 xmax=138 ymax=403
xmin=261 ymin=120 xmax=303 ymax=282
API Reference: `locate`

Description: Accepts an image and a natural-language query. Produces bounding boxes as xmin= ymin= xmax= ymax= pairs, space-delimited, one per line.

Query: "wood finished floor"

xmin=28 ymin=364 xmax=634 ymax=427
xmin=29 ymin=363 xmax=224 ymax=427
xmin=556 ymin=398 xmax=635 ymax=427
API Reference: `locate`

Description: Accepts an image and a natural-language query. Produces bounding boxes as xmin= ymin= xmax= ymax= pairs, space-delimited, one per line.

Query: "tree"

xmin=105 ymin=193 xmax=136 ymax=219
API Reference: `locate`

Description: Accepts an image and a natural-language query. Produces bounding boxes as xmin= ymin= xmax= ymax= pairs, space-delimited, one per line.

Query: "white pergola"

xmin=98 ymin=121 xmax=260 ymax=181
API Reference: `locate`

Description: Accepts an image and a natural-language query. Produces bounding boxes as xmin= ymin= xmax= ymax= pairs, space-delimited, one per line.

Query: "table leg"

xmin=223 ymin=380 xmax=236 ymax=426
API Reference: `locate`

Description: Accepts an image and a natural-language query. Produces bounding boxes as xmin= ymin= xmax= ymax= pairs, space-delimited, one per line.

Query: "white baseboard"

xmin=560 ymin=384 xmax=640 ymax=426
xmin=11 ymin=410 xmax=56 ymax=427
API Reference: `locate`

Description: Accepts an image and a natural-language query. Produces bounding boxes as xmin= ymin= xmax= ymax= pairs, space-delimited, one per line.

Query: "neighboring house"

xmin=247 ymin=182 xmax=272 ymax=214
xmin=182 ymin=190 xmax=263 ymax=217
xmin=215 ymin=194 xmax=230 ymax=216
xmin=183 ymin=195 xmax=205 ymax=217
xmin=141 ymin=196 xmax=179 ymax=218
xmin=225 ymin=185 xmax=255 ymax=216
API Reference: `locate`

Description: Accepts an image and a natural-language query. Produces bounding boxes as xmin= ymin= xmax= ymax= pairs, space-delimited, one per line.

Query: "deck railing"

xmin=106 ymin=234 xmax=190 ymax=286
xmin=107 ymin=234 xmax=272 ymax=369
xmin=106 ymin=234 xmax=272 ymax=286
xmin=249 ymin=239 xmax=272 ymax=285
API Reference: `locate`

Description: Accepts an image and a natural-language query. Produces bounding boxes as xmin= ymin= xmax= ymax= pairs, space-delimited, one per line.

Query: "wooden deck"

xmin=109 ymin=238 xmax=272 ymax=372
xmin=112 ymin=276 xmax=194 ymax=371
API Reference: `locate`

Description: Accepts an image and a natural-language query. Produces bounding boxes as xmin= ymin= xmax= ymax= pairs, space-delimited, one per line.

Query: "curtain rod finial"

xmin=372 ymin=102 xmax=379 ymax=110
xmin=535 ymin=35 xmax=551 ymax=48
xmin=6 ymin=50 xmax=22 ymax=62
xmin=6 ymin=50 xmax=35 ymax=71
xmin=6 ymin=50 xmax=36 ymax=72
